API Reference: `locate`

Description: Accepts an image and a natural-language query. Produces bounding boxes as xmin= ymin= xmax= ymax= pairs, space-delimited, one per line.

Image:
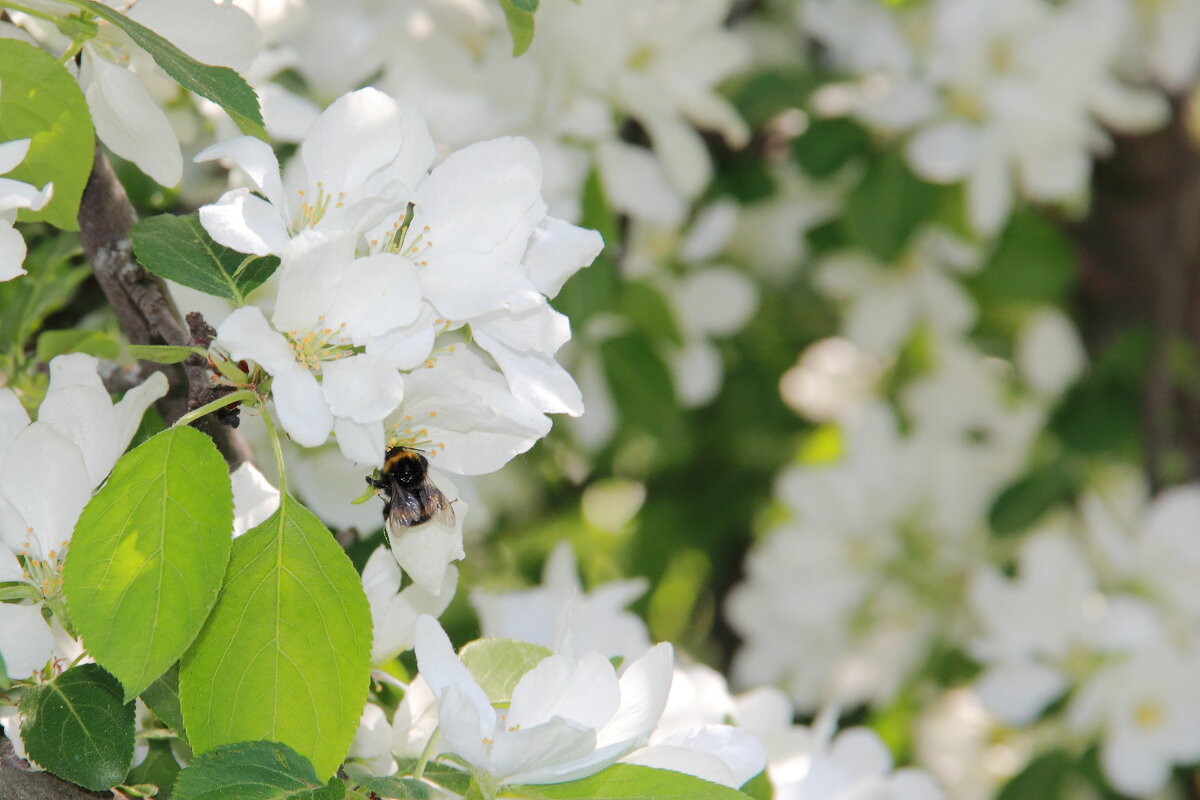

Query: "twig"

xmin=76 ymin=146 xmax=254 ymax=468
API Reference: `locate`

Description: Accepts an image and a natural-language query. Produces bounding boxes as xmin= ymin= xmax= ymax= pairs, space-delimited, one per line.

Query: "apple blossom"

xmin=0 ymin=354 xmax=166 ymax=679
xmin=0 ymin=136 xmax=53 ymax=282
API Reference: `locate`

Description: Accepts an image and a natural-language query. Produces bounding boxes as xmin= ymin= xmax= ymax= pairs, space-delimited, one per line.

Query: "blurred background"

xmin=10 ymin=0 xmax=1200 ymax=797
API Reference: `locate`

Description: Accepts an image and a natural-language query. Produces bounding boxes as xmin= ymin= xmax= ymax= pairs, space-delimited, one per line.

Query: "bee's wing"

xmin=385 ymin=480 xmax=456 ymax=530
xmin=416 ymin=481 xmax=456 ymax=528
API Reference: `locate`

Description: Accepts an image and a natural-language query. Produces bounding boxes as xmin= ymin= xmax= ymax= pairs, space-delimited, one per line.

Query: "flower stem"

xmin=413 ymin=728 xmax=441 ymax=781
xmin=172 ymin=388 xmax=257 ymax=429
xmin=0 ymin=1 xmax=62 ymax=23
xmin=259 ymin=405 xmax=289 ymax=496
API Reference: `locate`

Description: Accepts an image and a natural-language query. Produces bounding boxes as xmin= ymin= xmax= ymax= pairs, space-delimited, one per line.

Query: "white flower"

xmin=204 ymin=90 xmax=601 ymax=474
xmin=409 ymin=614 xmax=674 ymax=786
xmin=364 ymin=546 xmax=458 ymax=665
xmin=197 ymin=87 xmax=433 ymax=256
xmin=1068 ymin=643 xmax=1200 ymax=796
xmin=18 ymin=0 xmax=260 ymax=187
xmin=0 ymin=354 xmax=166 ymax=678
xmin=726 ymin=405 xmax=946 ymax=711
xmin=623 ymin=663 xmax=766 ymax=789
xmin=213 ymin=225 xmax=424 ymax=465
xmin=742 ymin=699 xmax=944 ymax=800
xmin=1015 ymin=308 xmax=1086 ymax=398
xmin=0 ymin=137 xmax=53 ymax=281
xmin=967 ymin=527 xmax=1162 ymax=725
xmin=803 ymin=0 xmax=1171 ymax=234
xmin=470 ymin=541 xmax=651 ymax=659
xmin=814 ymin=230 xmax=979 ymax=357
xmin=349 ymin=700 xmax=398 ymax=777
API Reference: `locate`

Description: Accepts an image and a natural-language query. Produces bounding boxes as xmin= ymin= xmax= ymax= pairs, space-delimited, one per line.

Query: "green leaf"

xmin=180 ymin=494 xmax=372 ymax=779
xmin=792 ymin=117 xmax=871 ymax=179
xmin=0 ymin=650 xmax=8 ymax=691
xmin=35 ymin=328 xmax=120 ymax=362
xmin=128 ymin=343 xmax=209 ymax=364
xmin=459 ymin=638 xmax=553 ymax=704
xmin=988 ymin=460 xmax=1080 ymax=536
xmin=126 ymin=739 xmax=182 ymax=800
xmin=967 ymin=210 xmax=1077 ymax=304
xmin=738 ymin=771 xmax=771 ymax=800
xmin=173 ymin=740 xmax=345 ymax=800
xmin=131 ymin=212 xmax=280 ymax=303
xmin=599 ymin=334 xmax=688 ymax=458
xmin=0 ymin=39 xmax=95 ymax=230
xmin=63 ymin=427 xmax=234 ymax=699
xmin=841 ymin=150 xmax=941 ymax=262
xmin=0 ymin=233 xmax=88 ymax=353
xmin=142 ymin=663 xmax=187 ymax=737
xmin=343 ymin=763 xmax=447 ymax=799
xmin=391 ymin=759 xmax=472 ymax=797
xmin=19 ymin=664 xmax=135 ymax=791
xmin=996 ymin=750 xmax=1073 ymax=800
xmin=62 ymin=0 xmax=266 ymax=141
xmin=504 ymin=764 xmax=752 ymax=800
xmin=500 ymin=0 xmax=536 ymax=56
xmin=621 ymin=282 xmax=683 ymax=347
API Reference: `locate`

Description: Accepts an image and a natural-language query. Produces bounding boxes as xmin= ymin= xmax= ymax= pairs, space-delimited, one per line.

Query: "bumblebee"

xmin=367 ymin=446 xmax=455 ymax=535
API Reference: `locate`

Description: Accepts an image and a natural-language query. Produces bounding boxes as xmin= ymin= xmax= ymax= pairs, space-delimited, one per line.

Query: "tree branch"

xmin=76 ymin=146 xmax=254 ymax=469
xmin=0 ymin=736 xmax=109 ymax=800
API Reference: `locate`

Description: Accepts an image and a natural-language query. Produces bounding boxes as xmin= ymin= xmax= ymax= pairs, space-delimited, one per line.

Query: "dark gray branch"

xmin=76 ymin=146 xmax=254 ymax=469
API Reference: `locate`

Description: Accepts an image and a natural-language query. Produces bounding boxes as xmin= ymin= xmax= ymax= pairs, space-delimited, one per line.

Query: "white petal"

xmin=259 ymin=84 xmax=321 ymax=144
xmin=472 ymin=330 xmax=583 ymax=416
xmin=0 ymin=223 xmax=28 ymax=281
xmin=598 ymin=643 xmax=674 ymax=747
xmin=643 ymin=115 xmax=712 ymax=200
xmin=81 ymin=49 xmax=182 ymax=187
xmin=523 ymin=217 xmax=603 ymax=299
xmin=367 ymin=318 xmax=437 ymax=371
xmin=413 ymin=615 xmax=494 ymax=728
xmin=300 ymin=88 xmax=406 ymax=196
xmin=672 ymin=268 xmax=759 ymax=338
xmin=967 ymin=132 xmax=1012 ymax=236
xmin=321 ymin=354 xmax=404 ymax=424
xmin=0 ymin=139 xmax=30 ymax=174
xmin=0 ymin=389 xmax=30 ymax=455
xmin=195 ymin=136 xmax=285 ymax=210
xmin=597 ymin=141 xmax=686 ymax=226
xmin=389 ymin=508 xmax=465 ymax=593
xmin=333 ymin=417 xmax=383 ymax=466
xmin=271 ymin=367 xmax=333 ymax=448
xmin=127 ymin=0 xmax=260 ymax=71
xmin=670 ymin=339 xmax=723 ymax=408
xmin=491 ymin=718 xmax=599 ymax=785
xmin=0 ymin=548 xmax=23 ymax=582
xmin=419 ymin=252 xmax=541 ymax=321
xmin=975 ymin=661 xmax=1067 ymax=725
xmin=230 ymin=462 xmax=280 ymax=537
xmin=199 ymin=189 xmax=291 ymax=256
xmin=509 ymin=653 xmax=620 ymax=732
xmin=1 ymin=424 xmax=91 ymax=559
xmin=0 ymin=603 xmax=55 ymax=679
xmin=368 ymin=551 xmax=457 ymax=665
xmin=414 ymin=137 xmax=545 ymax=262
xmin=217 ymin=306 xmax=298 ymax=376
xmin=0 ymin=176 xmax=51 ymax=214
xmin=327 ymin=253 xmax=423 ymax=342
xmin=906 ymin=121 xmax=980 ymax=184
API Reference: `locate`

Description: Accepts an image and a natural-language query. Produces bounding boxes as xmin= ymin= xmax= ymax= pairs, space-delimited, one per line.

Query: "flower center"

xmin=286 ymin=318 xmax=352 ymax=372
xmin=1133 ymin=699 xmax=1164 ymax=731
xmin=296 ymin=181 xmax=345 ymax=229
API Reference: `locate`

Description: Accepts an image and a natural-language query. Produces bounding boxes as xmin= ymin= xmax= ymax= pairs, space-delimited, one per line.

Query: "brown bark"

xmin=1075 ymin=99 xmax=1200 ymax=488
xmin=75 ymin=146 xmax=254 ymax=469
